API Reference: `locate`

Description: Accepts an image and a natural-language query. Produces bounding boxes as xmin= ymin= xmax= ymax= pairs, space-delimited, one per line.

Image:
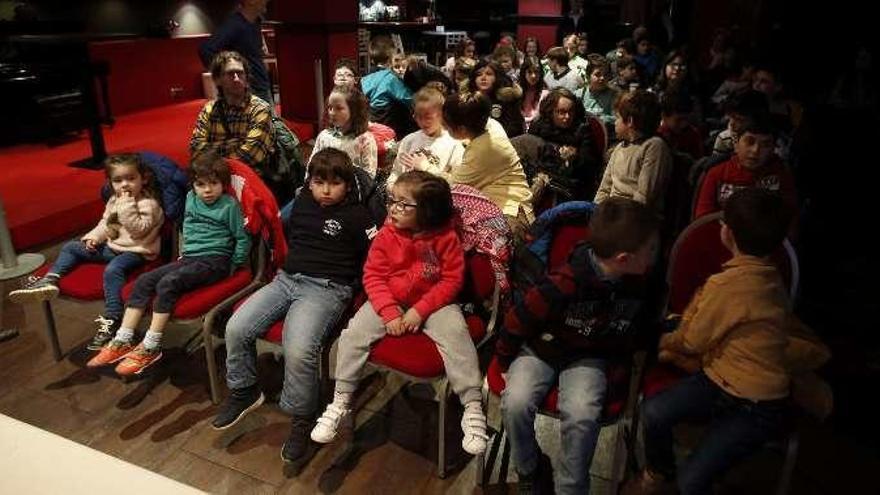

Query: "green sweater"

xmin=182 ymin=191 xmax=251 ymax=267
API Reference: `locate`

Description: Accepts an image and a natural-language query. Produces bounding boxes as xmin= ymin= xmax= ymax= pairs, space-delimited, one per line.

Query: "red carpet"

xmin=0 ymin=100 xmax=205 ymax=250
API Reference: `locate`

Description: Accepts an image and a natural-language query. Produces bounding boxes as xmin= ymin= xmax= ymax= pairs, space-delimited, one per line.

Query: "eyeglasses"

xmin=669 ymin=63 xmax=687 ymax=70
xmin=386 ymin=197 xmax=418 ymax=211
xmin=223 ymin=69 xmax=246 ymax=78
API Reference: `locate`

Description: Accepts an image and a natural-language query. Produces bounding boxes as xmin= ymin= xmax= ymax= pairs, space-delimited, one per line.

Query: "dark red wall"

xmin=88 ymin=36 xmax=208 ymax=116
xmin=518 ymin=0 xmax=562 ymax=51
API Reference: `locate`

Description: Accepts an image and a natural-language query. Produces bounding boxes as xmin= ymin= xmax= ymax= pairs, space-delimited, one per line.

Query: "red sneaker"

xmin=114 ymin=343 xmax=163 ymax=376
xmin=87 ymin=341 xmax=134 ymax=368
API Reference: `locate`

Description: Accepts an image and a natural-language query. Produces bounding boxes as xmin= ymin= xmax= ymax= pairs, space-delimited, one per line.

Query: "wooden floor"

xmin=1 ymin=244 xmax=878 ymax=494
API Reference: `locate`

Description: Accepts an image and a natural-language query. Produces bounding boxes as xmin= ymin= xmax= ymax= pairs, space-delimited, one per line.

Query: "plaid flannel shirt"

xmin=190 ymin=94 xmax=274 ymax=168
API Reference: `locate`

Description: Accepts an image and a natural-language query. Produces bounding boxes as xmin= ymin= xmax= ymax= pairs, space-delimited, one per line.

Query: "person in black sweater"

xmin=212 ymin=148 xmax=376 ymax=467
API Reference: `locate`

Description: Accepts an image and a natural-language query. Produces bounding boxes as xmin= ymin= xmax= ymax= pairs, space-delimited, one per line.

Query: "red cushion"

xmin=121 ymin=267 xmax=252 ymax=319
xmin=587 ymin=116 xmax=607 ymax=160
xmin=462 ymin=253 xmax=495 ymax=303
xmin=285 ymin=119 xmax=315 ymax=143
xmin=548 ymin=224 xmax=589 ymax=269
xmin=35 ymin=260 xmax=162 ymax=301
xmin=486 ymin=355 xmax=629 ymax=421
xmin=369 ymin=314 xmax=485 ymax=378
xmin=667 ymin=219 xmax=729 ymax=314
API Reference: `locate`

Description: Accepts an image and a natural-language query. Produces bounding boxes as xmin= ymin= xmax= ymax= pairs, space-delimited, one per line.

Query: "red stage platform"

xmin=0 ymin=99 xmax=205 ymax=251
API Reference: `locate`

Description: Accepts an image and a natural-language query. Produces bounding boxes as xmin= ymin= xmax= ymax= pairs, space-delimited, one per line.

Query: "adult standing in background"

xmin=557 ymin=0 xmax=592 ymax=45
xmin=200 ymin=0 xmax=273 ymax=106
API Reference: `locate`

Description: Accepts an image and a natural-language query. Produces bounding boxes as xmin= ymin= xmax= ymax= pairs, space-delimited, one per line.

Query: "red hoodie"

xmin=363 ymin=220 xmax=464 ymax=323
xmin=694 ymin=155 xmax=797 ymax=219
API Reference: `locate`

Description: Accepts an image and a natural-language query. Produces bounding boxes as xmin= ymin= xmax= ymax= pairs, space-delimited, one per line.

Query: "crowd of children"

xmin=7 ymin=20 xmax=829 ymax=495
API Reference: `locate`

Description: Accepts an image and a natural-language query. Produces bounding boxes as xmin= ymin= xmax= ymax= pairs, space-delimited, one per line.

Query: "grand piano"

xmin=1 ymin=32 xmax=135 ymax=168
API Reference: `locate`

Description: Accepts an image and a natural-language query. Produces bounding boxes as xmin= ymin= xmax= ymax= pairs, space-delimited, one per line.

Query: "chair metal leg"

xmin=41 ymin=300 xmax=62 ymax=361
xmin=775 ymin=429 xmax=799 ymax=495
xmin=437 ymin=379 xmax=449 ymax=478
xmin=203 ymin=330 xmax=221 ymax=404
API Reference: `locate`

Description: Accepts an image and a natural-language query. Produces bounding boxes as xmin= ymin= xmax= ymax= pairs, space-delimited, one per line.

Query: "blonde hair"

xmin=414 ymin=87 xmax=445 ymax=108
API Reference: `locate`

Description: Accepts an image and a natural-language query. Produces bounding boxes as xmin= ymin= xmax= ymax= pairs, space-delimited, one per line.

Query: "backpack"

xmin=511 ymin=201 xmax=595 ymax=301
xmin=264 ymin=115 xmax=306 ymax=204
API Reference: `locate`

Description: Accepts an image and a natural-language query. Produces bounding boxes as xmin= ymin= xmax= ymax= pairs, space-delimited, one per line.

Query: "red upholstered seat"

xmin=369 ymin=314 xmax=485 ymax=378
xmin=653 ymin=212 xmax=798 ymax=399
xmin=35 ymin=260 xmax=162 ymax=301
xmin=586 ymin=115 xmax=608 ymax=161
xmin=285 ymin=119 xmax=315 ymax=143
xmin=367 ymin=253 xmax=495 ymax=378
xmin=667 ymin=213 xmax=794 ymax=315
xmin=122 ymin=268 xmax=252 ymax=320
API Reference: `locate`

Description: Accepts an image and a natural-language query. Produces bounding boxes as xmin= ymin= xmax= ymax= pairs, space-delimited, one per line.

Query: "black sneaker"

xmin=8 ymin=274 xmax=60 ymax=304
xmin=86 ymin=315 xmax=121 ymax=351
xmin=211 ymin=385 xmax=264 ymax=430
xmin=281 ymin=416 xmax=315 ymax=464
xmin=517 ymin=452 xmax=553 ymax=495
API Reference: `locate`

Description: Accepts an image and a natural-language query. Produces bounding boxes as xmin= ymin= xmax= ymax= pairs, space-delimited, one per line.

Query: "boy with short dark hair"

xmin=695 ymin=114 xmax=797 ymax=219
xmin=213 ymin=148 xmax=376 ymax=467
xmin=624 ymin=188 xmax=829 ymax=495
xmin=498 ymin=197 xmax=660 ymax=494
xmin=544 ymin=46 xmax=582 ymax=93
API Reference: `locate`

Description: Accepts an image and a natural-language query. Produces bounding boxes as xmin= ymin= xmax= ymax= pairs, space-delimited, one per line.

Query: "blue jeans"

xmin=49 ymin=240 xmax=146 ymax=319
xmin=501 ymin=346 xmax=607 ymax=495
xmin=224 ymin=271 xmax=352 ymax=417
xmin=642 ymin=372 xmax=788 ymax=495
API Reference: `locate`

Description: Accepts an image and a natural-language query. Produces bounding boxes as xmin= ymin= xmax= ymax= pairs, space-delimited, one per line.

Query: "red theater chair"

xmin=638 ymin=212 xmax=803 ymax=495
xmin=337 ymin=251 xmax=503 ymax=479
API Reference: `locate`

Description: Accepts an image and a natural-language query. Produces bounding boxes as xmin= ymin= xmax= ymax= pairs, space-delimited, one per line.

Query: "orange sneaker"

xmin=87 ymin=340 xmax=134 ymax=368
xmin=114 ymin=343 xmax=162 ymax=376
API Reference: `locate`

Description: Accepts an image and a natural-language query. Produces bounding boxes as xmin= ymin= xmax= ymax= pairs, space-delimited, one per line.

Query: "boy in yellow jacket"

xmin=624 ymin=188 xmax=830 ymax=495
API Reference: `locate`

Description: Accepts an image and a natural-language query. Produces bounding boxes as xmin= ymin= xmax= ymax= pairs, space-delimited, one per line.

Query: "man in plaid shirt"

xmin=190 ymin=51 xmax=274 ymax=170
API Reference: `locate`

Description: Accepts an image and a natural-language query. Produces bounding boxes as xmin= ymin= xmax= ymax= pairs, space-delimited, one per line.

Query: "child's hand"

xmin=402 ymin=308 xmax=423 ymax=333
xmin=398 ymin=152 xmax=428 ymax=172
xmin=559 ymin=145 xmax=576 ymax=161
xmin=385 ymin=317 xmax=405 ymax=336
xmin=82 ymin=238 xmax=98 ymax=251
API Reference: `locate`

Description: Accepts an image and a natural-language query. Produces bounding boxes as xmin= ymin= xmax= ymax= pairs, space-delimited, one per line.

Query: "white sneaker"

xmin=8 ymin=275 xmax=59 ymax=304
xmin=310 ymin=402 xmax=350 ymax=443
xmin=461 ymin=404 xmax=489 ymax=455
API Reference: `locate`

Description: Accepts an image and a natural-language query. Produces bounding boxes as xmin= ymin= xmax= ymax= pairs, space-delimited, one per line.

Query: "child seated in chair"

xmin=442 ymin=91 xmax=533 ymax=240
xmin=497 ymin=198 xmax=659 ymax=495
xmin=311 ymin=170 xmax=489 ymax=456
xmin=386 ymin=87 xmax=464 ymax=189
xmin=87 ymin=151 xmax=250 ymax=376
xmin=212 ymin=148 xmax=377 ymax=467
xmin=624 ymin=188 xmax=829 ymax=495
xmin=694 ymin=113 xmax=797 ymax=220
xmin=9 ymin=154 xmax=164 ymax=351
xmin=594 ymin=90 xmax=673 ymax=216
